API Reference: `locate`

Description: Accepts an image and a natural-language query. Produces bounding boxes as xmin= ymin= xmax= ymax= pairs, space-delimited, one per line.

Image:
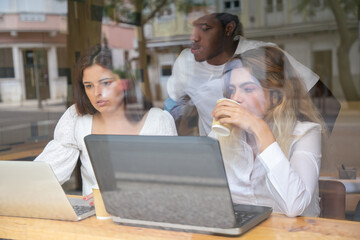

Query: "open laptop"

xmin=0 ymin=161 xmax=95 ymax=221
xmin=85 ymin=135 xmax=272 ymax=236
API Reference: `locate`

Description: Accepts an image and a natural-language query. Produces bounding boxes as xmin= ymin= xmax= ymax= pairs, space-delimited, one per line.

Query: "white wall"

xmin=54 ymin=76 xmax=67 ymax=99
xmin=0 ymin=80 xmax=22 ymax=102
xmin=48 ymin=46 xmax=58 ymax=100
xmin=0 ymin=0 xmax=67 ymax=14
xmin=111 ymin=48 xmax=125 ymax=70
xmin=285 ymin=41 xmax=312 ymax=69
xmin=158 ymin=53 xmax=177 ymax=99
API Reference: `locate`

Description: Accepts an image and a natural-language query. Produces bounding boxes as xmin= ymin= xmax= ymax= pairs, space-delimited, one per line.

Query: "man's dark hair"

xmin=214 ymin=13 xmax=243 ymax=37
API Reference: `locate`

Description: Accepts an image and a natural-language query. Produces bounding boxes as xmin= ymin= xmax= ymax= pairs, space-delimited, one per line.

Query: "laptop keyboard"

xmin=72 ymin=205 xmax=95 ymax=216
xmin=68 ymin=197 xmax=95 ymax=216
xmin=234 ymin=210 xmax=256 ymax=227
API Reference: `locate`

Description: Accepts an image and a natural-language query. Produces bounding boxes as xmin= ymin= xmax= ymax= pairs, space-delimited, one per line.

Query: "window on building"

xmin=313 ymin=50 xmax=333 ymax=95
xmin=266 ymin=0 xmax=283 ymax=13
xmin=56 ymin=47 xmax=69 ymax=78
xmin=223 ymin=0 xmax=241 ymax=12
xmin=0 ymin=48 xmax=15 ymax=78
xmin=276 ymin=0 xmax=283 ymax=11
xmin=266 ymin=0 xmax=273 ymax=13
xmin=161 ymin=65 xmax=172 ymax=76
xmin=156 ymin=4 xmax=175 ymax=21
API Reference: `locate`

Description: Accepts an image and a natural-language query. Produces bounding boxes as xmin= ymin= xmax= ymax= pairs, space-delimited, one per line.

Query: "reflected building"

xmin=146 ymin=0 xmax=359 ymax=103
xmin=0 ymin=0 xmax=136 ymax=105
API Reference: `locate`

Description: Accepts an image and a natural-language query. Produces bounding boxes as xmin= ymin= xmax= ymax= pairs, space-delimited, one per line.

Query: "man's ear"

xmin=225 ymin=21 xmax=236 ymax=37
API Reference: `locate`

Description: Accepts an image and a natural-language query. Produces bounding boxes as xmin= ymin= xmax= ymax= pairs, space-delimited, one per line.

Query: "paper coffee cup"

xmin=212 ymin=98 xmax=239 ymax=136
xmin=212 ymin=119 xmax=232 ymax=136
xmin=92 ymin=185 xmax=112 ymax=220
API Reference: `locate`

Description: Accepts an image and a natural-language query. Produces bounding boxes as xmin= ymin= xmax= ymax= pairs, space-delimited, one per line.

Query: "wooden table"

xmin=1 ymin=213 xmax=359 ymax=239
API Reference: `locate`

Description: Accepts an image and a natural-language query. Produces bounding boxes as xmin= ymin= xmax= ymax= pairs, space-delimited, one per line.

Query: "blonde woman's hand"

xmin=211 ymin=100 xmax=275 ymax=152
xmin=211 ymin=99 xmax=260 ymax=134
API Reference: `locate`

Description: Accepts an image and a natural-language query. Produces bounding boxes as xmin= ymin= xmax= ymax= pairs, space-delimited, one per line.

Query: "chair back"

xmin=319 ymin=179 xmax=346 ymax=219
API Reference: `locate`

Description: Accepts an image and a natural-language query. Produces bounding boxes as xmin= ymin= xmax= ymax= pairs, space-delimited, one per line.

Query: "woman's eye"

xmin=102 ymin=81 xmax=112 ymax=86
xmin=244 ymin=87 xmax=256 ymax=93
xmin=84 ymin=85 xmax=92 ymax=89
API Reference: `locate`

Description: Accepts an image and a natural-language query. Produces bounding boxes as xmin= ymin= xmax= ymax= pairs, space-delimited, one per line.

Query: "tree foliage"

xmin=295 ymin=0 xmax=359 ymax=101
xmin=103 ymin=0 xmax=170 ymax=26
xmin=103 ymin=0 xmax=171 ymax=105
xmin=295 ymin=0 xmax=359 ymax=17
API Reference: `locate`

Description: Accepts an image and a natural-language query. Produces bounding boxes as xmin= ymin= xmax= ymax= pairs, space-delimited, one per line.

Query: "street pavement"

xmin=0 ymin=99 xmax=66 ymax=146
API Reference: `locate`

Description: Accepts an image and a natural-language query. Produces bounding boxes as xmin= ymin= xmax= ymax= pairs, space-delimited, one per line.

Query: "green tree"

xmin=296 ymin=0 xmax=359 ymax=101
xmin=104 ymin=0 xmax=211 ymax=107
xmin=104 ymin=0 xmax=170 ymax=108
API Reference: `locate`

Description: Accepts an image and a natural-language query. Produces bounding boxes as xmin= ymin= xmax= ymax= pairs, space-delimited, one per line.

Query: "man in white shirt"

xmin=165 ymin=13 xmax=339 ymax=136
xmin=165 ymin=13 xmax=243 ymax=135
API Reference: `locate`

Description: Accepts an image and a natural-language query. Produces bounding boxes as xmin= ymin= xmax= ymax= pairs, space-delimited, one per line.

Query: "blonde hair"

xmin=224 ymin=46 xmax=326 ymax=156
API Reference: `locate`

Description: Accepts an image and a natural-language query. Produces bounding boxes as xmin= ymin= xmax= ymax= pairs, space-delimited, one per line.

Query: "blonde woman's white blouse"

xmin=210 ymin=121 xmax=322 ymax=217
xmin=35 ymin=105 xmax=177 ymax=196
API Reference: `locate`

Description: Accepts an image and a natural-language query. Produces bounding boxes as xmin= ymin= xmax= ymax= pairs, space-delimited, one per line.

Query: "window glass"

xmin=56 ymin=47 xmax=68 ymax=77
xmin=161 ymin=65 xmax=172 ymax=76
xmin=266 ymin=0 xmax=273 ymax=13
xmin=0 ymin=48 xmax=14 ymax=78
xmin=0 ymin=0 xmax=359 ymax=226
xmin=276 ymin=0 xmax=283 ymax=11
xmin=223 ymin=0 xmax=241 ymax=11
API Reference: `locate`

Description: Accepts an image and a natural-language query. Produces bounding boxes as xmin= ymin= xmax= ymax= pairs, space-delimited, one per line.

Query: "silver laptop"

xmin=0 ymin=161 xmax=95 ymax=221
xmin=85 ymin=135 xmax=272 ymax=236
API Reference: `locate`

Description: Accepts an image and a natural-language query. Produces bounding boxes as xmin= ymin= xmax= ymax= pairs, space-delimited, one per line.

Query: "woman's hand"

xmin=211 ymin=100 xmax=275 ymax=152
xmin=83 ymin=193 xmax=94 ymax=206
xmin=211 ymin=99 xmax=261 ymax=134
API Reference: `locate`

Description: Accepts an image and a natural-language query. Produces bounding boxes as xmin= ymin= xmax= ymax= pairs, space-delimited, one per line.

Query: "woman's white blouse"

xmin=210 ymin=121 xmax=322 ymax=217
xmin=34 ymin=105 xmax=177 ymax=196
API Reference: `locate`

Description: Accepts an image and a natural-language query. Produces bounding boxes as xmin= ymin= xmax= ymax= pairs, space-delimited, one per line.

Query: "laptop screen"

xmin=85 ymin=135 xmax=237 ymax=228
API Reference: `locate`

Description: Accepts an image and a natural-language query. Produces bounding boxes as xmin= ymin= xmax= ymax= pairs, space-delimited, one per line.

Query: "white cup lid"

xmin=217 ymin=98 xmax=240 ymax=105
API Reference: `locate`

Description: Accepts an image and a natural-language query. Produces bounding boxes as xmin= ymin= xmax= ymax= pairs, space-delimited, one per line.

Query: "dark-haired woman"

xmin=35 ymin=46 xmax=177 ymax=196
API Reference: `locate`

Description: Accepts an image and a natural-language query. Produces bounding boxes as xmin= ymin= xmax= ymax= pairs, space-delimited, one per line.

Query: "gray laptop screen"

xmin=85 ymin=135 xmax=237 ymax=228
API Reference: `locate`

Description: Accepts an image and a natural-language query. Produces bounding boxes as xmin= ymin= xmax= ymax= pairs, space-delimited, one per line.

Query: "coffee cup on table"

xmin=92 ymin=184 xmax=112 ymax=220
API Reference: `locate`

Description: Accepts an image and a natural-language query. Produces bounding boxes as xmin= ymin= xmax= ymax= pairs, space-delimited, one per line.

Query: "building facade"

xmin=0 ymin=0 xmax=136 ymax=104
xmin=145 ymin=0 xmax=360 ymax=102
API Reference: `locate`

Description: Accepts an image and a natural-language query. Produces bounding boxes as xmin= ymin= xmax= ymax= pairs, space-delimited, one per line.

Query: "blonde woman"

xmin=211 ymin=46 xmax=327 ymax=217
